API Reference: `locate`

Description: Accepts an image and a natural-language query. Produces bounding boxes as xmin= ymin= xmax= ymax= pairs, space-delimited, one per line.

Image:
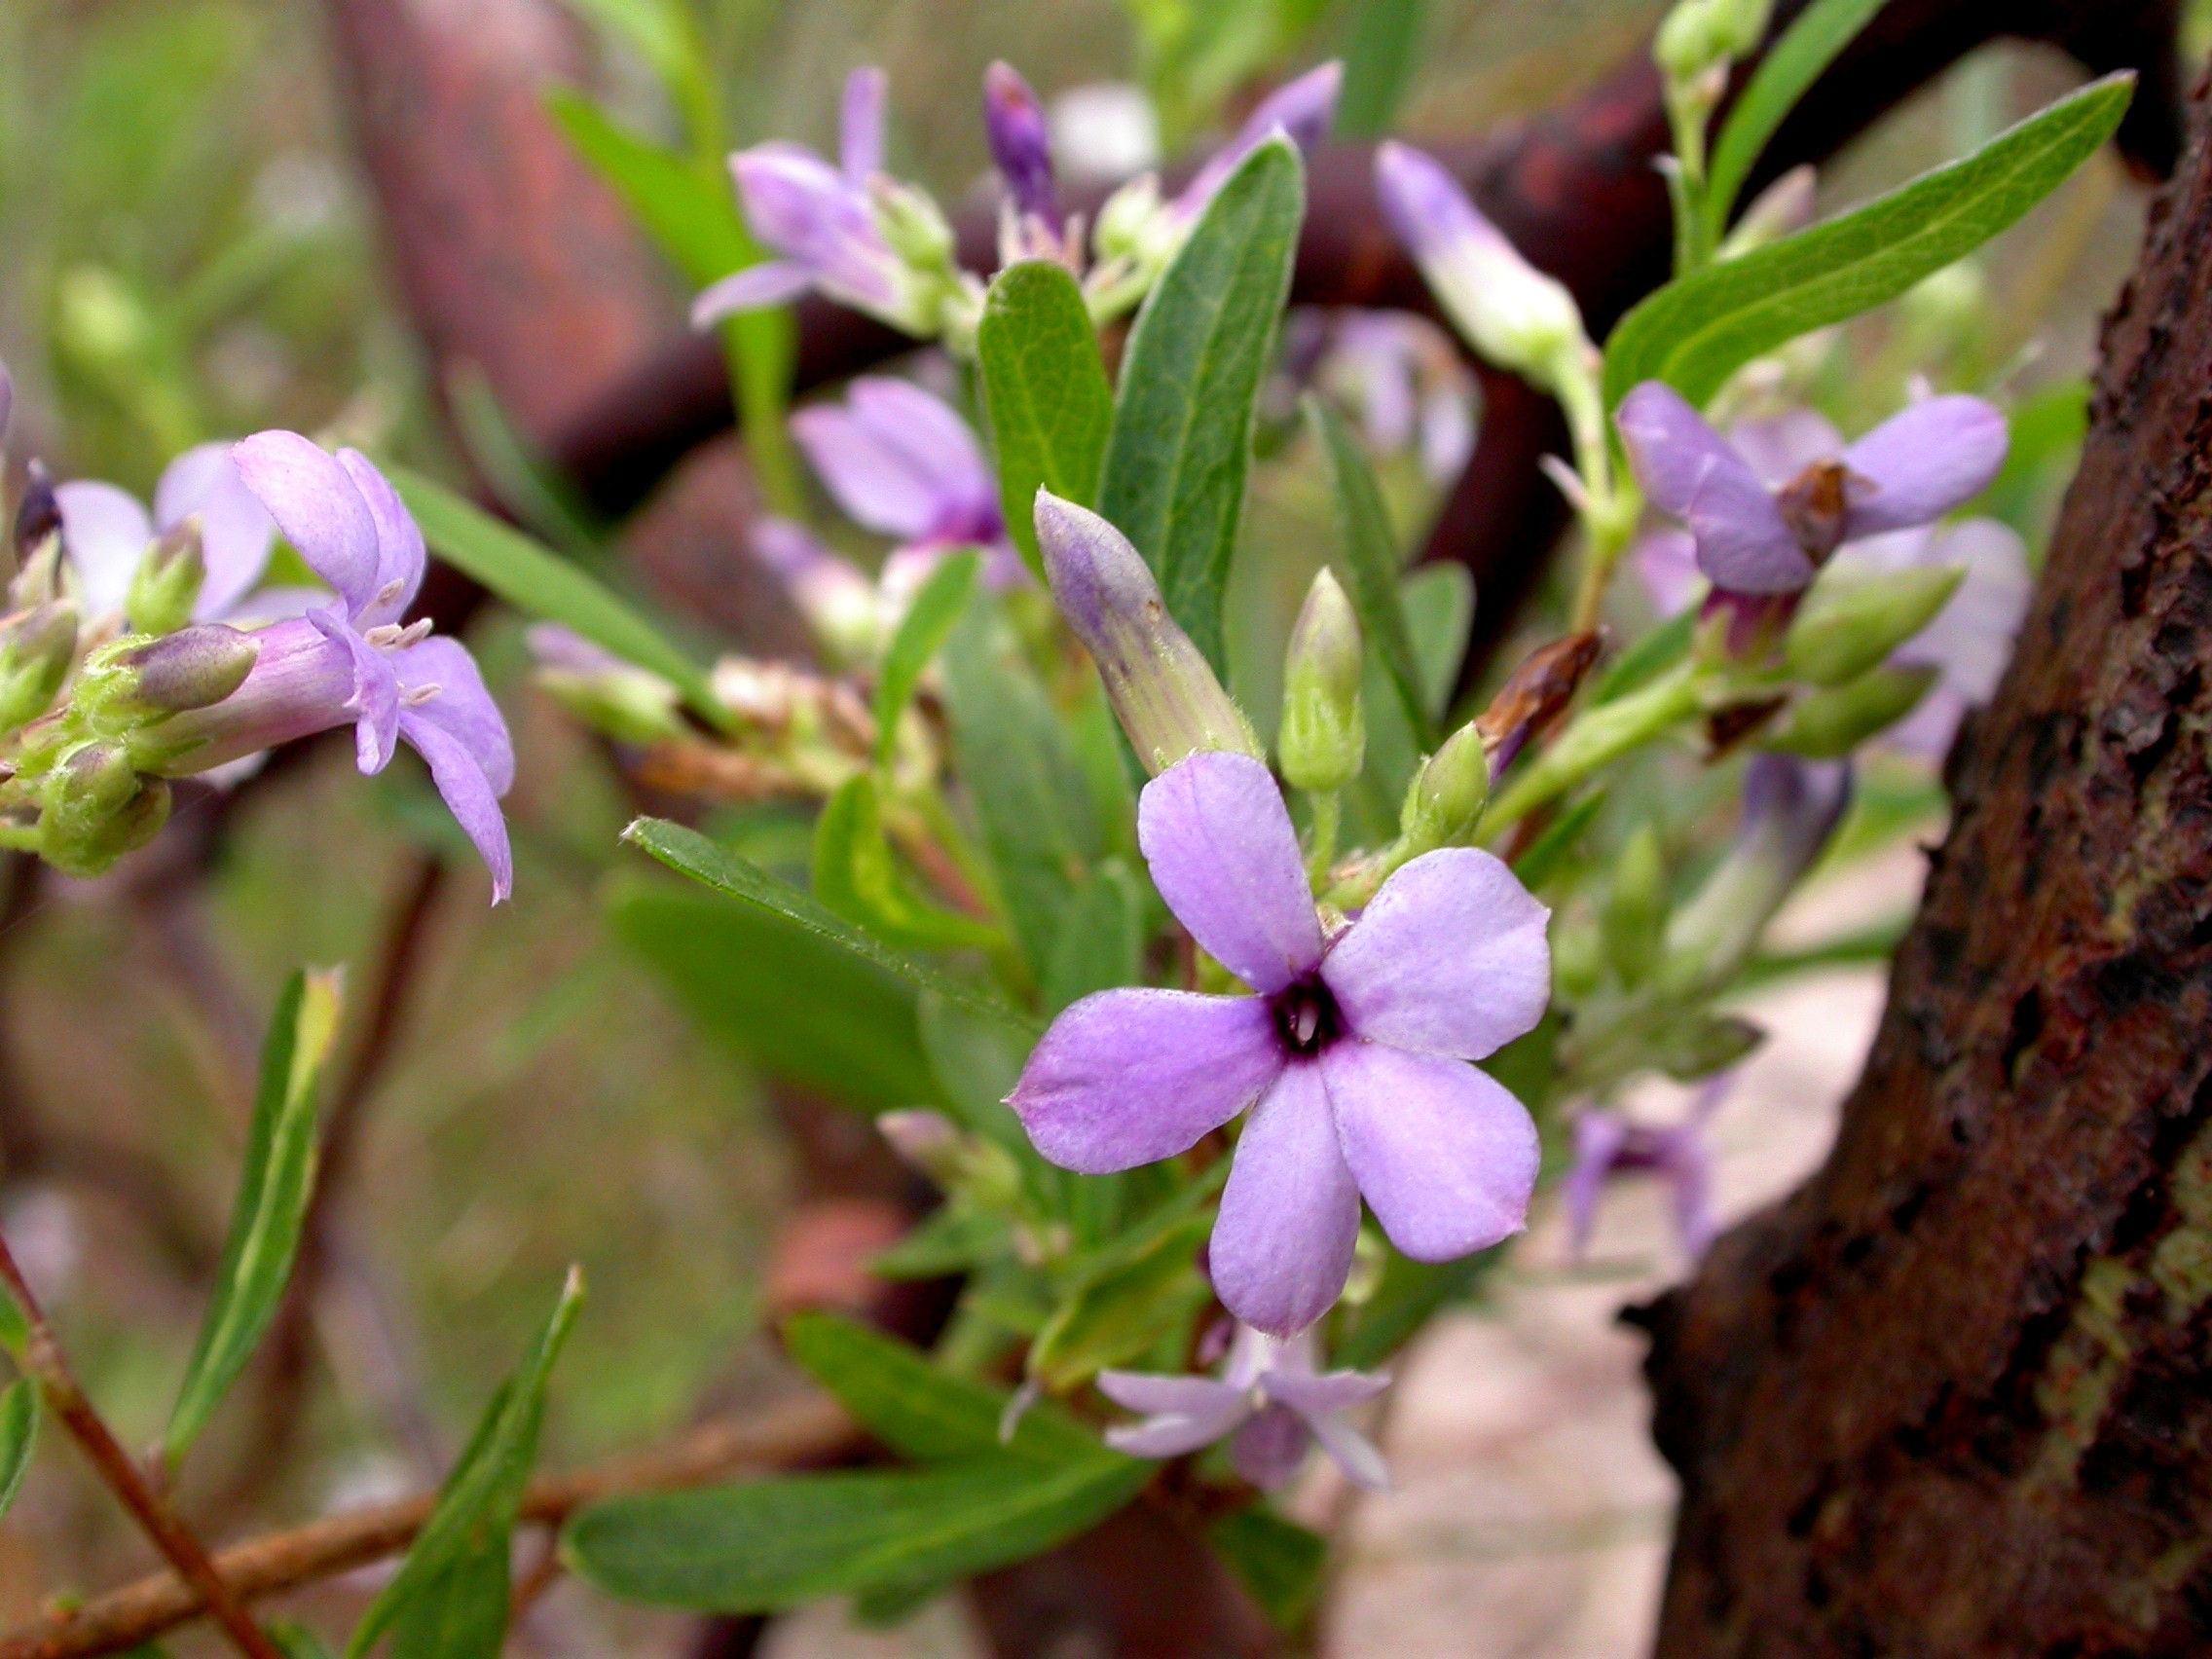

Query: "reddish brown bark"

xmin=1640 ymin=65 xmax=2212 ymax=1658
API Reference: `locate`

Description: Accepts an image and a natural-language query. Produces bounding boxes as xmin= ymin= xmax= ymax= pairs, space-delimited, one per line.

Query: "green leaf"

xmin=916 ymin=993 xmax=1029 ymax=1150
xmin=783 ymin=1313 xmax=1102 ymax=1465
xmin=609 ymin=878 xmax=942 ymax=1114
xmin=348 ymin=1271 xmax=584 ymax=1659
xmin=1401 ymin=563 xmax=1475 ymax=721
xmin=1307 ymin=396 xmax=1428 ymax=743
xmin=1099 ymin=136 xmax=1306 ymax=668
xmin=444 ymin=363 xmax=605 ymax=565
xmin=873 ymin=551 xmax=978 ymax=766
xmin=383 ymin=1543 xmax=508 ymax=1659
xmin=870 ymin=1206 xmax=1013 ymax=1280
xmin=1595 ymin=608 xmax=1696 ymax=703
xmin=1206 ymin=1506 xmax=1327 ymax=1630
xmin=166 ymin=968 xmax=343 ymax=1467
xmin=1704 ymin=0 xmax=1890 ymax=240
xmin=1335 ymin=0 xmax=1427 ymax=138
xmin=1028 ymin=1212 xmax=1211 ymax=1391
xmin=938 ymin=601 xmax=1100 ymax=978
xmin=1604 ymin=74 xmax=2133 ymax=414
xmin=977 ymin=263 xmax=1114 ymax=577
xmin=546 ymin=92 xmax=751 ymax=287
xmin=622 ymin=818 xmax=1034 ymax=1033
xmin=0 ymin=1381 xmax=36 ymax=1525
xmin=390 ymin=468 xmax=729 ymax=731
xmin=1040 ymin=863 xmax=1145 ymax=1015
xmin=565 ymin=1456 xmax=1149 ymax=1613
xmin=555 ymin=0 xmax=695 ymax=92
xmin=812 ymin=775 xmax=1002 ymax=952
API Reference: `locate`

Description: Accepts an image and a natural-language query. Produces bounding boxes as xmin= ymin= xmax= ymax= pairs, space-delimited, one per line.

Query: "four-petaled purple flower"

xmin=1616 ymin=383 xmax=2008 ymax=597
xmin=1009 ymin=750 xmax=1550 ymax=1337
xmin=1099 ymin=1322 xmax=1389 ymax=1491
xmin=148 ymin=433 xmax=515 ymax=901
xmin=55 ymin=444 xmax=279 ymax=622
xmin=1561 ymin=1073 xmax=1734 ymax=1265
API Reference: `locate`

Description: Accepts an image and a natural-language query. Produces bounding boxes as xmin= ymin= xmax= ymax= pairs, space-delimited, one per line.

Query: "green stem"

xmin=1484 ymin=661 xmax=1704 ymax=836
xmin=1305 ymin=791 xmax=1341 ymax=890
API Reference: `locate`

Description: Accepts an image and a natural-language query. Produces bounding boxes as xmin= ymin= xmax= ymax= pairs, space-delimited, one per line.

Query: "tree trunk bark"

xmin=1640 ymin=61 xmax=2212 ymax=1659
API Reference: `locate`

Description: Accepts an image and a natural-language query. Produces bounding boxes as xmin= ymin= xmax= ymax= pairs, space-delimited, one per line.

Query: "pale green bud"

xmin=126 ymin=518 xmax=207 ymax=637
xmin=1767 ymin=665 xmax=1939 ymax=758
xmin=876 ymin=1110 xmax=1021 ymax=1209
xmin=1653 ymin=1012 xmax=1764 ymax=1082
xmin=1277 ymin=569 xmax=1365 ymax=793
xmin=1785 ymin=564 xmax=1965 ymax=687
xmin=0 ymin=603 xmax=79 ymax=730
xmin=41 ymin=742 xmax=170 ymax=877
xmin=1601 ymin=825 xmax=1670 ymax=988
xmin=1399 ymin=721 xmax=1492 ymax=857
xmin=871 ymin=176 xmax=957 ymax=271
xmin=84 ymin=625 xmax=260 ymax=733
xmin=536 ymin=665 xmax=683 ymax=747
xmin=1656 ymin=0 xmax=1773 ymax=82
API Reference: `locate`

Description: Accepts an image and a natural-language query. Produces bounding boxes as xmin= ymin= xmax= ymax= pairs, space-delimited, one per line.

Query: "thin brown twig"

xmin=0 ymin=1393 xmax=857 ymax=1659
xmin=0 ymin=1229 xmax=287 ymax=1659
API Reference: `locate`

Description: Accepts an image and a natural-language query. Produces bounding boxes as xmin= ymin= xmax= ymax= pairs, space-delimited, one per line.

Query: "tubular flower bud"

xmin=97 ymin=625 xmax=261 ymax=724
xmin=1033 ymin=491 xmax=1261 ymax=774
xmin=526 ymin=624 xmax=683 ymax=746
xmin=126 ymin=517 xmax=206 ymax=638
xmin=1664 ymin=755 xmax=1851 ymax=986
xmin=40 ymin=743 xmax=170 ymax=877
xmin=1655 ymin=0 xmax=1774 ymax=83
xmin=13 ymin=462 xmax=60 ymax=570
xmin=1766 ymin=665 xmax=1938 ymax=758
xmin=0 ymin=603 xmax=79 ymax=730
xmin=1277 ymin=569 xmax=1364 ymax=793
xmin=1398 ymin=720 xmax=1492 ymax=857
xmin=983 ymin=61 xmax=1060 ymax=231
xmin=1473 ymin=630 xmax=1603 ymax=775
xmin=1784 ymin=564 xmax=1966 ymax=688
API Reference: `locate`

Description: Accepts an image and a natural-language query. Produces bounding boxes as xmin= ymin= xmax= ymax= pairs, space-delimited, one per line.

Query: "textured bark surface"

xmin=1640 ymin=66 xmax=2212 ymax=1659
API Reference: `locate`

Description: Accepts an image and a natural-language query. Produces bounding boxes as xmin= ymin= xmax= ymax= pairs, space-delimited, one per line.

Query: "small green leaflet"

xmin=1099 ymin=136 xmax=1306 ymax=669
xmin=1307 ymin=396 xmax=1430 ymax=744
xmin=390 ymin=468 xmax=731 ymax=732
xmin=1603 ymin=74 xmax=2133 ymax=414
xmin=0 ymin=1381 xmax=35 ymax=1525
xmin=166 ymin=968 xmax=343 ymax=1468
xmin=1027 ymin=1211 xmax=1211 ymax=1390
xmin=977 ymin=263 xmax=1114 ymax=577
xmin=622 ymin=818 xmax=1035 ymax=1033
xmin=812 ymin=774 xmax=1001 ymax=951
xmin=1703 ymin=0 xmax=1890 ymax=241
xmin=872 ymin=550 xmax=978 ymax=766
xmin=563 ymin=1456 xmax=1149 ymax=1613
xmin=346 ymin=1270 xmax=584 ymax=1659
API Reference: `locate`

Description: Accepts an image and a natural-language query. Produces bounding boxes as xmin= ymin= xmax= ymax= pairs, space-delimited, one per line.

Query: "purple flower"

xmin=1561 ymin=1073 xmax=1732 ymax=1264
xmin=1321 ymin=311 xmax=1476 ymax=486
xmin=791 ymin=377 xmax=1025 ymax=589
xmin=1099 ymin=1323 xmax=1389 ymax=1491
xmin=1616 ymin=384 xmax=2008 ymax=596
xmin=147 ymin=433 xmax=515 ymax=901
xmin=55 ymin=444 xmax=276 ymax=621
xmin=984 ymin=61 xmax=1060 ymax=233
xmin=1009 ymin=750 xmax=1550 ymax=1336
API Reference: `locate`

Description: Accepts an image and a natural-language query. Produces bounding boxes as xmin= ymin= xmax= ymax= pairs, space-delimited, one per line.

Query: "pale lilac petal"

xmin=791 ymin=402 xmax=941 ymax=540
xmin=1096 ymin=1373 xmax=1242 ymax=1420
xmin=336 ymin=450 xmax=425 ymax=626
xmin=400 ymin=708 xmax=514 ymax=903
xmin=1106 ymin=1395 xmax=1251 ymax=1459
xmin=1229 ymin=1404 xmax=1311 ymax=1489
xmin=846 ymin=378 xmax=992 ymax=516
xmin=733 ymin=145 xmax=902 ymax=313
xmin=1839 ymin=395 xmax=2009 ymax=537
xmin=1177 ymin=62 xmax=1342 ymax=219
xmin=1301 ymin=1410 xmax=1389 ymax=1491
xmin=1324 ymin=1042 xmax=1538 ymax=1262
xmin=1633 ymin=528 xmax=1703 ymax=616
xmin=233 ymin=431 xmax=382 ymax=611
xmin=1617 ymin=385 xmax=1813 ymax=594
xmin=1010 ymin=989 xmax=1283 ymax=1174
xmin=1656 ymin=1126 xmax=1716 ymax=1261
xmin=841 ymin=67 xmax=888 ymax=183
xmin=1728 ymin=409 xmax=1842 ymax=488
xmin=1138 ymin=753 xmax=1321 ymax=995
xmin=692 ymin=262 xmax=813 ymax=326
xmin=1615 ymin=383 xmax=1744 ymax=518
xmin=1212 ymin=1062 xmax=1362 ymax=1337
xmin=310 ymin=608 xmax=399 ymax=774
xmin=1263 ymin=1368 xmax=1389 ymax=1418
xmin=55 ymin=481 xmax=152 ymax=616
xmin=392 ymin=636 xmax=515 ymax=794
xmin=1562 ymin=1110 xmax=1629 ymax=1258
xmin=154 ymin=444 xmax=276 ymax=618
xmin=1322 ymin=849 xmax=1550 ymax=1062
xmin=226 ymin=586 xmax=328 ymax=625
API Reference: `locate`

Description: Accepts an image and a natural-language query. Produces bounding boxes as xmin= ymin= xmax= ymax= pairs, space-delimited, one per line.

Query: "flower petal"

xmin=1229 ymin=1404 xmax=1312 ymax=1490
xmin=55 ymin=481 xmax=152 ymax=616
xmin=840 ymin=66 xmax=888 ymax=183
xmin=233 ymin=431 xmax=382 ymax=612
xmin=1616 ymin=383 xmax=1748 ymax=518
xmin=1138 ymin=753 xmax=1321 ymax=995
xmin=1727 ymin=409 xmax=1842 ymax=488
xmin=1211 ymin=1061 xmax=1362 ymax=1337
xmin=1322 ymin=848 xmax=1550 ymax=1061
xmin=1263 ymin=1367 xmax=1389 ymax=1418
xmin=1561 ymin=1109 xmax=1629 ymax=1258
xmin=1104 ymin=1395 xmax=1250 ymax=1459
xmin=692 ymin=261 xmax=813 ymax=327
xmin=392 ymin=635 xmax=515 ymax=794
xmin=1617 ymin=384 xmax=1811 ymax=594
xmin=1303 ymin=1410 xmax=1390 ymax=1491
xmin=1176 ymin=62 xmax=1341 ymax=220
xmin=1840 ymin=395 xmax=2009 ymax=538
xmin=154 ymin=443 xmax=276 ymax=618
xmin=1323 ymin=1041 xmax=1538 ymax=1263
xmin=400 ymin=707 xmax=514 ymax=903
xmin=310 ymin=607 xmax=399 ymax=775
xmin=1096 ymin=1371 xmax=1242 ymax=1419
xmin=1633 ymin=528 xmax=1704 ymax=617
xmin=847 ymin=378 xmax=993 ymax=518
xmin=791 ymin=401 xmax=942 ymax=540
xmin=1009 ymin=989 xmax=1282 ymax=1174
xmin=337 ymin=450 xmax=425 ymax=626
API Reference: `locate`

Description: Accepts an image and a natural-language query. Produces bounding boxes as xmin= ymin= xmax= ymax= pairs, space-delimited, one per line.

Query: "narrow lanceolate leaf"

xmin=0 ymin=1382 xmax=36 ymax=1524
xmin=1703 ymin=0 xmax=1890 ymax=240
xmin=1335 ymin=0 xmax=1427 ymax=138
xmin=1306 ymin=396 xmax=1429 ymax=743
xmin=390 ymin=468 xmax=730 ymax=731
xmin=1603 ymin=74 xmax=2133 ymax=414
xmin=622 ymin=818 xmax=1035 ymax=1033
xmin=546 ymin=91 xmax=753 ymax=288
xmin=166 ymin=968 xmax=344 ymax=1468
xmin=347 ymin=1271 xmax=585 ymax=1659
xmin=1099 ymin=137 xmax=1306 ymax=669
xmin=872 ymin=551 xmax=978 ymax=766
xmin=563 ymin=1456 xmax=1150 ymax=1613
xmin=977 ymin=264 xmax=1114 ymax=578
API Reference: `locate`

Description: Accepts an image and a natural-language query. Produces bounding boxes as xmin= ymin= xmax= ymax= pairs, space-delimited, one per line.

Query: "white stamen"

xmin=1294 ymin=1000 xmax=1319 ymax=1046
xmin=364 ymin=619 xmax=433 ymax=650
xmin=401 ymin=682 xmax=442 ymax=706
xmin=374 ymin=577 xmax=407 ymax=608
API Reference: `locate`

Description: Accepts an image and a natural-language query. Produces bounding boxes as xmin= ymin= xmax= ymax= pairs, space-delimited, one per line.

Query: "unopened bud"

xmin=1034 ymin=492 xmax=1262 ymax=773
xmin=126 ymin=517 xmax=205 ymax=637
xmin=1655 ymin=0 xmax=1773 ymax=83
xmin=528 ymin=624 xmax=683 ymax=745
xmin=1475 ymin=631 xmax=1602 ymax=774
xmin=1654 ymin=1012 xmax=1764 ymax=1083
xmin=0 ymin=602 xmax=78 ymax=729
xmin=1399 ymin=721 xmax=1492 ymax=857
xmin=871 ymin=175 xmax=956 ymax=272
xmin=1277 ymin=569 xmax=1364 ymax=793
xmin=1767 ymin=665 xmax=1938 ymax=758
xmin=107 ymin=625 xmax=261 ymax=719
xmin=877 ymin=1109 xmax=962 ymax=1180
xmin=1785 ymin=564 xmax=1964 ymax=687
xmin=41 ymin=742 xmax=170 ymax=877
xmin=13 ymin=462 xmax=58 ymax=568
xmin=1601 ymin=824 xmax=1669 ymax=988
xmin=984 ymin=62 xmax=1059 ymax=228
xmin=876 ymin=1109 xmax=1022 ymax=1207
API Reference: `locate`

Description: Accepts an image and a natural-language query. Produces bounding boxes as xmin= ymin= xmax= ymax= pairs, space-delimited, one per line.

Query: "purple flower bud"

xmin=13 ymin=461 xmax=59 ymax=567
xmin=983 ymin=61 xmax=1059 ymax=229
xmin=1172 ymin=62 xmax=1342 ymax=228
xmin=113 ymin=624 xmax=261 ymax=716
